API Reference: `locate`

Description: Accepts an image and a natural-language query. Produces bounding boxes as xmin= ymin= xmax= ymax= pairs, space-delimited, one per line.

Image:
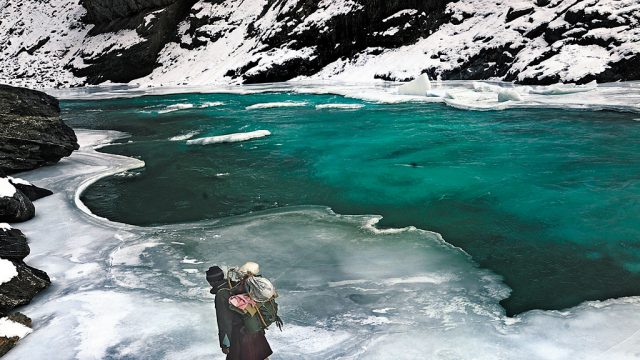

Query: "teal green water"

xmin=62 ymin=92 xmax=640 ymax=315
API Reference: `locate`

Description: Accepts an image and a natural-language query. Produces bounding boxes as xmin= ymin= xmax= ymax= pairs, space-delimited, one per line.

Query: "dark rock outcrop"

xmin=72 ymin=0 xmax=198 ymax=84
xmin=0 ymin=227 xmax=29 ymax=261
xmin=0 ymin=85 xmax=79 ymax=174
xmin=0 ymin=261 xmax=50 ymax=316
xmin=0 ymin=185 xmax=35 ymax=223
xmin=8 ymin=178 xmax=53 ymax=202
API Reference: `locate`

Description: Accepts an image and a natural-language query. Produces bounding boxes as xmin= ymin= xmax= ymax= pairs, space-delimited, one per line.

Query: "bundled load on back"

xmin=206 ymin=261 xmax=282 ymax=360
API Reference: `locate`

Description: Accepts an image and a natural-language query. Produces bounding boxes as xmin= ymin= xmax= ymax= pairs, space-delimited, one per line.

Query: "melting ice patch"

xmin=245 ymin=101 xmax=307 ymax=110
xmin=0 ymin=223 xmax=11 ymax=230
xmin=186 ymin=130 xmax=271 ymax=145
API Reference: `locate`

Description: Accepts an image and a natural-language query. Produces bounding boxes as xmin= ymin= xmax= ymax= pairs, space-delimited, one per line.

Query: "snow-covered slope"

xmin=1 ymin=0 xmax=639 ymax=88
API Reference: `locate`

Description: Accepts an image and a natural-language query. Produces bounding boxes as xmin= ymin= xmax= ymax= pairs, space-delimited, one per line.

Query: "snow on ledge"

xmin=0 ymin=259 xmax=18 ymax=285
xmin=0 ymin=178 xmax=17 ymax=198
xmin=0 ymin=317 xmax=32 ymax=339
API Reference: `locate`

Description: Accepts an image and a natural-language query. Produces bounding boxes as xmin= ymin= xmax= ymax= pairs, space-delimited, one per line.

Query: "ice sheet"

xmin=5 ymin=129 xmax=640 ymax=359
xmin=47 ymin=80 xmax=640 ymax=114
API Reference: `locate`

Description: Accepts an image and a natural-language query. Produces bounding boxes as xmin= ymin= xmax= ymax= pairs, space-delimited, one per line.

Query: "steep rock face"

xmin=72 ymin=0 xmax=198 ymax=83
xmin=0 ymin=85 xmax=79 ymax=174
xmin=0 ymin=0 xmax=638 ymax=87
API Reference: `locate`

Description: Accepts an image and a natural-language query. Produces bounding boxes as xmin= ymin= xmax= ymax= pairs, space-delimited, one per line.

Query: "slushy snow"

xmin=186 ymin=130 xmax=271 ymax=145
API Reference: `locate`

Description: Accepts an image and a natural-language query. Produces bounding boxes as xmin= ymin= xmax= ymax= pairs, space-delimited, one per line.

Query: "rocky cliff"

xmin=0 ymin=0 xmax=638 ymax=88
xmin=0 ymin=85 xmax=79 ymax=174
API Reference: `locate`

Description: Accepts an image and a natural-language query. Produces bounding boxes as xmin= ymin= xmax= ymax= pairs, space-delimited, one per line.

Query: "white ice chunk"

xmin=315 ymin=104 xmax=364 ymax=110
xmin=0 ymin=223 xmax=12 ymax=231
xmin=498 ymin=88 xmax=523 ymax=102
xmin=245 ymin=102 xmax=307 ymax=110
xmin=158 ymin=103 xmax=194 ymax=114
xmin=398 ymin=74 xmax=431 ymax=96
xmin=186 ymin=130 xmax=271 ymax=145
xmin=199 ymin=101 xmax=224 ymax=108
xmin=0 ymin=318 xmax=32 ymax=338
xmin=0 ymin=259 xmax=18 ymax=285
xmin=168 ymin=131 xmax=200 ymax=141
xmin=0 ymin=178 xmax=16 ymax=197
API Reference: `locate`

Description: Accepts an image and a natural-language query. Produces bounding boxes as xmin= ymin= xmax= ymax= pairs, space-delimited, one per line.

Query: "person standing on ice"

xmin=207 ymin=261 xmax=280 ymax=360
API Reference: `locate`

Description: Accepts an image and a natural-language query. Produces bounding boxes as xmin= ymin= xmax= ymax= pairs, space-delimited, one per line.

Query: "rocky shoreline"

xmin=0 ymin=84 xmax=79 ymax=355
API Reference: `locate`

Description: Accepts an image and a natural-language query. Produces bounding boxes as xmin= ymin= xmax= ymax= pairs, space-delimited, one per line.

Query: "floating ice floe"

xmin=397 ymin=74 xmax=431 ymax=96
xmin=199 ymin=101 xmax=224 ymax=108
xmin=0 ymin=178 xmax=16 ymax=197
xmin=315 ymin=103 xmax=364 ymax=110
xmin=168 ymin=130 xmax=201 ymax=141
xmin=0 ymin=259 xmax=18 ymax=285
xmin=246 ymin=101 xmax=308 ymax=110
xmin=186 ymin=130 xmax=271 ymax=145
xmin=158 ymin=103 xmax=194 ymax=114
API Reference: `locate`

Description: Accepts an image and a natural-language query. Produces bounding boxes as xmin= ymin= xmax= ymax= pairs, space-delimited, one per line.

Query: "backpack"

xmin=230 ymin=298 xmax=283 ymax=333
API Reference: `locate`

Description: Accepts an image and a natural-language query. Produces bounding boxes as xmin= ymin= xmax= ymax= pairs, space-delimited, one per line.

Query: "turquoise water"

xmin=62 ymin=92 xmax=640 ymax=315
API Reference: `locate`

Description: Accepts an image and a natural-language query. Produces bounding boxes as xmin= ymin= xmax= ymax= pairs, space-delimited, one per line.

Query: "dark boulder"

xmin=0 ymin=226 xmax=29 ymax=261
xmin=0 ymin=261 xmax=50 ymax=316
xmin=0 ymin=85 xmax=79 ymax=175
xmin=0 ymin=313 xmax=32 ymax=356
xmin=7 ymin=178 xmax=53 ymax=202
xmin=0 ymin=182 xmax=35 ymax=223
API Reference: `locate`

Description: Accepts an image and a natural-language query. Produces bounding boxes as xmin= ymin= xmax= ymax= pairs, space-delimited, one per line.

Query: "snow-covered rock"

xmin=0 ymin=0 xmax=638 ymax=88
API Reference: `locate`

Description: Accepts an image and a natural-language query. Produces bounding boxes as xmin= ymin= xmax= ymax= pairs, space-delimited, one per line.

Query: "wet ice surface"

xmin=8 ymin=130 xmax=640 ymax=359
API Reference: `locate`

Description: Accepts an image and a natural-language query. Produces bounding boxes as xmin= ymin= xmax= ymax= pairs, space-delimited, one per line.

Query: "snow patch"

xmin=0 ymin=178 xmax=16 ymax=198
xmin=0 ymin=318 xmax=32 ymax=338
xmin=0 ymin=223 xmax=12 ymax=231
xmin=0 ymin=259 xmax=18 ymax=285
